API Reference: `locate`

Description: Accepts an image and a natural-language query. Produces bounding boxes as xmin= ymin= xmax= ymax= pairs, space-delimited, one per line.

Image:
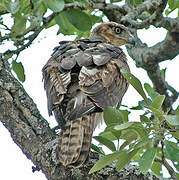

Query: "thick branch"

xmin=121 ymin=0 xmax=168 ymax=28
xmin=125 ymin=31 xmax=179 ymax=109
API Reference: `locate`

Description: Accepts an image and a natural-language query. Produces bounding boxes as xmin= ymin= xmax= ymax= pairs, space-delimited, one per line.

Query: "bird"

xmin=42 ymin=22 xmax=135 ymax=168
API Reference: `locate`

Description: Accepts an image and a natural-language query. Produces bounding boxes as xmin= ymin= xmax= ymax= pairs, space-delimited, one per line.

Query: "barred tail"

xmin=58 ymin=114 xmax=95 ymax=168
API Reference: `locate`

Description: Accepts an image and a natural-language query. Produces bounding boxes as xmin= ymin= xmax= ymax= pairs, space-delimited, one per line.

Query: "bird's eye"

xmin=115 ymin=27 xmax=121 ymax=34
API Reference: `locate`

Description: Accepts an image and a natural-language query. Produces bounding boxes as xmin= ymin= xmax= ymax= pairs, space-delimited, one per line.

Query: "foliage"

xmin=90 ymin=72 xmax=179 ymax=178
xmin=0 ymin=0 xmax=102 ymax=82
xmin=1 ymin=0 xmax=178 ymax=82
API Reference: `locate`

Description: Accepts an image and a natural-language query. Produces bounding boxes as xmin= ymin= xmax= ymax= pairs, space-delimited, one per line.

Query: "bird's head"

xmin=90 ymin=22 xmax=136 ymax=46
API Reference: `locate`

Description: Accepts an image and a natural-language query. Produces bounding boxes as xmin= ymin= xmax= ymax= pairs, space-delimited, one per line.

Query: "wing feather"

xmin=42 ymin=38 xmax=130 ymax=167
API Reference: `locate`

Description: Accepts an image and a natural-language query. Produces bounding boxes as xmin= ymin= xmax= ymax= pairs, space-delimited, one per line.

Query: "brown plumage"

xmin=42 ymin=22 xmax=135 ymax=168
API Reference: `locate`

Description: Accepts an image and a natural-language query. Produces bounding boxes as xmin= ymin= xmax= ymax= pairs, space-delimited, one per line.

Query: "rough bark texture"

xmin=0 ymin=0 xmax=178 ymax=179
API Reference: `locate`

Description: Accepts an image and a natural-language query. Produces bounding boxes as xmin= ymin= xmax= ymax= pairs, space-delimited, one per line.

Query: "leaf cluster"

xmin=90 ymin=71 xmax=179 ymax=179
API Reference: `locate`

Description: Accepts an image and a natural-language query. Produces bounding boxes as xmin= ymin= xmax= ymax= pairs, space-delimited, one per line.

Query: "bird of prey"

xmin=42 ymin=22 xmax=135 ymax=168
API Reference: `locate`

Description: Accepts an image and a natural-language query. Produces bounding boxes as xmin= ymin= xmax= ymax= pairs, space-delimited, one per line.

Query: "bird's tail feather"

xmin=58 ymin=114 xmax=95 ymax=168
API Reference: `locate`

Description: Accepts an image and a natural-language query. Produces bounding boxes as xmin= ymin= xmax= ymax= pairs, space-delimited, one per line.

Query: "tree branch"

xmin=0 ymin=10 xmax=8 ymax=15
xmin=125 ymin=30 xmax=179 ymax=110
xmin=155 ymin=157 xmax=177 ymax=180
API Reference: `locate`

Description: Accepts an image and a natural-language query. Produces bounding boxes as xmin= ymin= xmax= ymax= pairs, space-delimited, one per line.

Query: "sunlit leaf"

xmin=113 ymin=122 xmax=134 ymax=131
xmin=139 ymin=147 xmax=157 ymax=174
xmin=65 ymin=9 xmax=92 ymax=31
xmin=93 ymin=136 xmax=116 ymax=152
xmin=116 ymin=148 xmax=139 ymax=171
xmin=144 ymin=83 xmax=159 ymax=99
xmin=164 ymin=115 xmax=179 ymax=126
xmin=151 ymin=95 xmax=165 ymax=109
xmin=145 ymin=106 xmax=163 ymax=116
xmin=89 ymin=151 xmax=121 ymax=174
xmin=12 ymin=61 xmax=25 ymax=82
xmin=121 ymin=70 xmax=148 ymax=104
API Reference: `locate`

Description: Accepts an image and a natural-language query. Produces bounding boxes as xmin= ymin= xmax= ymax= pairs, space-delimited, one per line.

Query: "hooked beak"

xmin=127 ymin=37 xmax=136 ymax=46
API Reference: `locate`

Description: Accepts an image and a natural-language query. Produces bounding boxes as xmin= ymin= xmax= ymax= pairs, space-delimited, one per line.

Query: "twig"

xmin=0 ymin=10 xmax=8 ymax=15
xmin=155 ymin=157 xmax=177 ymax=180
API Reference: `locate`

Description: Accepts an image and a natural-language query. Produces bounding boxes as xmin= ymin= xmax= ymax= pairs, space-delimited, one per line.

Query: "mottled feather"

xmin=42 ymin=22 xmax=135 ymax=168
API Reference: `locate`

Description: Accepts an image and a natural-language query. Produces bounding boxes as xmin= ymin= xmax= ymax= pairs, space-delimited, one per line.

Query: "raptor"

xmin=42 ymin=22 xmax=135 ymax=168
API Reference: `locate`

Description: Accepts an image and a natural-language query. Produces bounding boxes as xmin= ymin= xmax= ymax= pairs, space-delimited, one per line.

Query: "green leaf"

xmin=151 ymin=161 xmax=162 ymax=176
xmin=151 ymin=95 xmax=165 ymax=109
xmin=144 ymin=83 xmax=159 ymax=99
xmin=116 ymin=148 xmax=139 ymax=171
xmin=45 ymin=19 xmax=56 ymax=29
xmin=93 ymin=136 xmax=116 ymax=152
xmin=91 ymin=143 xmax=105 ymax=155
xmin=161 ymin=68 xmax=166 ymax=80
xmin=89 ymin=151 xmax=121 ymax=174
xmin=139 ymin=147 xmax=157 ymax=174
xmin=165 ymin=141 xmax=179 ymax=162
xmin=134 ymin=138 xmax=152 ymax=149
xmin=11 ymin=13 xmax=27 ymax=36
xmin=120 ymin=129 xmax=138 ymax=143
xmin=113 ymin=122 xmax=134 ymax=131
xmin=140 ymin=115 xmax=150 ymax=124
xmin=55 ymin=12 xmax=77 ymax=35
xmin=44 ymin=0 xmax=64 ymax=12
xmin=65 ymin=9 xmax=92 ymax=31
xmin=112 ymin=122 xmax=147 ymax=139
xmin=99 ymin=131 xmax=118 ymax=141
xmin=90 ymin=14 xmax=103 ymax=25
xmin=131 ymin=126 xmax=148 ymax=139
xmin=12 ymin=61 xmax=25 ymax=82
xmin=3 ymin=0 xmax=20 ymax=14
xmin=168 ymin=0 xmax=178 ymax=10
xmin=121 ymin=70 xmax=148 ymax=104
xmin=164 ymin=115 xmax=179 ymax=126
xmin=104 ymin=107 xmax=123 ymax=126
xmin=130 ymin=105 xmax=143 ymax=110
xmin=119 ymin=110 xmax=130 ymax=122
xmin=145 ymin=106 xmax=163 ymax=116
xmin=171 ymin=131 xmax=179 ymax=139
xmin=175 ymin=106 xmax=179 ymax=116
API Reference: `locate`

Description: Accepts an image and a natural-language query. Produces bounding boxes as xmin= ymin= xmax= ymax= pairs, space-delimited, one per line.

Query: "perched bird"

xmin=42 ymin=22 xmax=135 ymax=168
